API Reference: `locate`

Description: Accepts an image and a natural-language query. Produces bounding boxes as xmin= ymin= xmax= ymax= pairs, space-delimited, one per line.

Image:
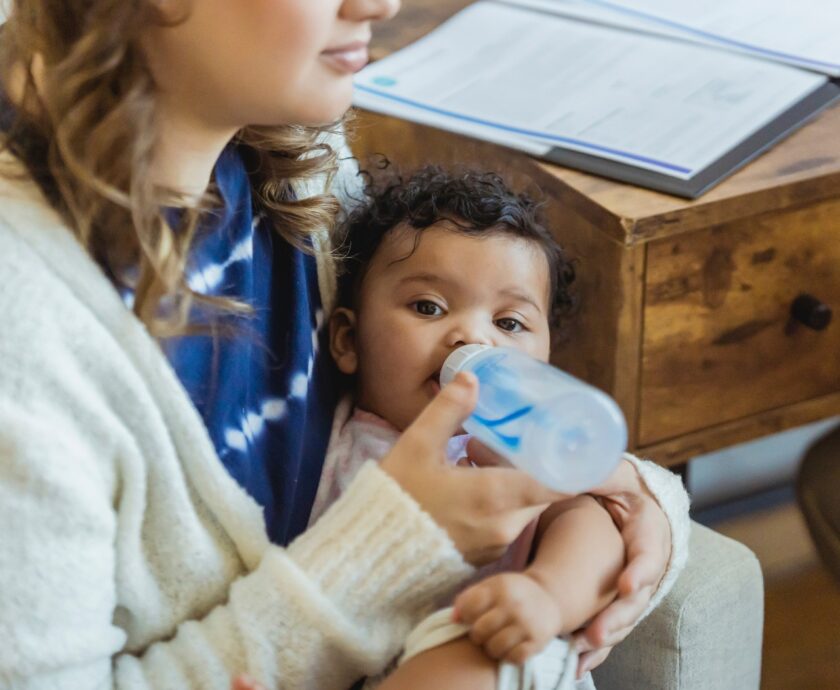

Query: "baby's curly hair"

xmin=337 ymin=166 xmax=577 ymax=333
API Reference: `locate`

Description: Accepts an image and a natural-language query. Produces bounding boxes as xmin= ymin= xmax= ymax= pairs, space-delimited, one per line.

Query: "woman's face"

xmin=144 ymin=0 xmax=400 ymax=129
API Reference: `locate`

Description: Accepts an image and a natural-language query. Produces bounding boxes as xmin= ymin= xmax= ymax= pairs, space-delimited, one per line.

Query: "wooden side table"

xmin=351 ymin=0 xmax=840 ymax=467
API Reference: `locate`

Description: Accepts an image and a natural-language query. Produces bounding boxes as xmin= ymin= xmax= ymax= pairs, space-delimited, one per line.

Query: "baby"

xmin=309 ymin=167 xmax=625 ymax=690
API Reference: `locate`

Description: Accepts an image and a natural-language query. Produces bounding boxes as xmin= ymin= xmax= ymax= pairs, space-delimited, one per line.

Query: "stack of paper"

xmin=354 ymin=0 xmax=840 ymax=197
xmin=556 ymin=0 xmax=840 ymax=76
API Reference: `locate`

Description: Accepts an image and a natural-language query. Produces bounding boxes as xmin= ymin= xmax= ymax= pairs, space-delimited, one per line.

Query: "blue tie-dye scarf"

xmin=160 ymin=145 xmax=339 ymax=545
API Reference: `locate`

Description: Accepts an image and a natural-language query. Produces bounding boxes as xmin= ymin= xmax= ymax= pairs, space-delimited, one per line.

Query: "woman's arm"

xmin=1 ymin=374 xmax=567 ymax=689
xmin=0 ymin=402 xmax=470 ymax=690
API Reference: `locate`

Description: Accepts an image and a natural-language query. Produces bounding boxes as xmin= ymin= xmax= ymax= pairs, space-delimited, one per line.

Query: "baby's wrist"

xmin=523 ymin=564 xmax=553 ymax=594
xmin=522 ymin=567 xmax=565 ymax=633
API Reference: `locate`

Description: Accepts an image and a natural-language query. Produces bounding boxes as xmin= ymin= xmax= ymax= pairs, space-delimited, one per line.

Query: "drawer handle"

xmin=790 ymin=294 xmax=832 ymax=331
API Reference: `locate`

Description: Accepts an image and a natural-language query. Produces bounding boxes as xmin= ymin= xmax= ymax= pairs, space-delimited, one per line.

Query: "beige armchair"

xmin=593 ymin=523 xmax=764 ymax=690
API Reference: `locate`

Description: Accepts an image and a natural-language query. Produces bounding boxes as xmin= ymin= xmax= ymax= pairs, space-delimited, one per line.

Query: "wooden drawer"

xmin=639 ymin=199 xmax=840 ymax=446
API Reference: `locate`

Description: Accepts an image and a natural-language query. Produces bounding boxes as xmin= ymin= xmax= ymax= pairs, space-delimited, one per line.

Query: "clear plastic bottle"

xmin=440 ymin=344 xmax=627 ymax=492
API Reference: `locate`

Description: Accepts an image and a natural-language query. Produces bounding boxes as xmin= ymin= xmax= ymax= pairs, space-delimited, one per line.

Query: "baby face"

xmin=331 ymin=222 xmax=552 ymax=431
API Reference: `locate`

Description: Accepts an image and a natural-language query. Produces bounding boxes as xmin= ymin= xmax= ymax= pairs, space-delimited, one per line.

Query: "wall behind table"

xmin=689 ymin=417 xmax=840 ymax=509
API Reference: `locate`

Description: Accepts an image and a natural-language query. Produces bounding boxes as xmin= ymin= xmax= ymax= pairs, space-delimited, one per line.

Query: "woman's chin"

xmin=255 ymin=93 xmax=352 ymax=130
xmin=296 ymin=86 xmax=354 ymax=126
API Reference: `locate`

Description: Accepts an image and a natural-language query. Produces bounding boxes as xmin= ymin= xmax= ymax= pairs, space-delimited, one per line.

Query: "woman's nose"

xmin=340 ymin=0 xmax=401 ymax=23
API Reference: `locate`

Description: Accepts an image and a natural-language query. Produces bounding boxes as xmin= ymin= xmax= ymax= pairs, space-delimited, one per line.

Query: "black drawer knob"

xmin=791 ymin=294 xmax=832 ymax=331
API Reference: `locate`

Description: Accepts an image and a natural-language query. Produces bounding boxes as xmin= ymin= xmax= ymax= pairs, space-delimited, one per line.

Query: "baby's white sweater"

xmin=0 ymin=151 xmax=689 ymax=690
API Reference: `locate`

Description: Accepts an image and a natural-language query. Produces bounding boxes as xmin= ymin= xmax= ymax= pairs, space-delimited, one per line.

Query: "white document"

xmin=354 ymin=1 xmax=826 ymax=179
xmin=503 ymin=0 xmax=657 ymax=30
xmin=354 ymin=88 xmax=553 ymax=157
xmin=566 ymin=0 xmax=840 ymax=77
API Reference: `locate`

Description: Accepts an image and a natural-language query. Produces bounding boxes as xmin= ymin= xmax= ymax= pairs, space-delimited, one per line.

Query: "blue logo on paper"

xmin=372 ymin=76 xmax=398 ymax=87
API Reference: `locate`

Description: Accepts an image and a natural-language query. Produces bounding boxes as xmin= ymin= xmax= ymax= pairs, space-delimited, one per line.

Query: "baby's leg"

xmin=376 ymin=637 xmax=496 ymax=690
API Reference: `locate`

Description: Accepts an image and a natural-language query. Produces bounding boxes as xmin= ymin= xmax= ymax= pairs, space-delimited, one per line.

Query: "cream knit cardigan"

xmin=0 ymin=150 xmax=689 ymax=690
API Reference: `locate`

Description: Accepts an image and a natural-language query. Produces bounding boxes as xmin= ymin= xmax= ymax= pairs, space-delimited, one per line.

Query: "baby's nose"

xmin=445 ymin=322 xmax=494 ymax=348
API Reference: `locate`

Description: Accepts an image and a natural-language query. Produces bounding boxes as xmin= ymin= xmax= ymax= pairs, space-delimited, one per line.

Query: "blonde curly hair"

xmin=0 ymin=0 xmax=341 ymax=337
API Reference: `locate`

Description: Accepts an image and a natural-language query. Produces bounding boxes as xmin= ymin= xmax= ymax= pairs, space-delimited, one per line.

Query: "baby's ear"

xmin=329 ymin=307 xmax=359 ymax=375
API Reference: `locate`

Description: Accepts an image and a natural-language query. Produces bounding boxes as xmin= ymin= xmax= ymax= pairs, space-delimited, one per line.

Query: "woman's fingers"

xmin=380 ymin=371 xmax=479 ymax=501
xmin=574 ymin=621 xmax=634 ymax=654
xmin=619 ymin=549 xmax=662 ymax=595
xmin=575 ymin=584 xmax=652 ymax=649
xmin=575 ymin=458 xmax=672 ymax=655
xmin=399 ymin=372 xmax=478 ymax=458
xmin=575 ymin=646 xmax=613 ymax=678
xmin=231 ymin=675 xmax=266 ymax=690
xmin=620 ymin=504 xmax=671 ymax=591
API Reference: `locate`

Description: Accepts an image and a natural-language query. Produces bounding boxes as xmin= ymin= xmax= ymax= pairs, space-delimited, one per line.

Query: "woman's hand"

xmin=379 ymin=373 xmax=568 ymax=566
xmin=468 ymin=444 xmax=672 ymax=677
xmin=574 ymin=459 xmax=671 ymax=652
xmin=573 ymin=460 xmax=671 ymax=677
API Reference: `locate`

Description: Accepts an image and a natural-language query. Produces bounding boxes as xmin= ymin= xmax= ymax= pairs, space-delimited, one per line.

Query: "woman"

xmin=0 ymin=1 xmax=687 ymax=688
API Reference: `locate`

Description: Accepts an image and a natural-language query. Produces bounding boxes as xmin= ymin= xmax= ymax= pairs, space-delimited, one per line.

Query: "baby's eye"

xmin=412 ymin=300 xmax=444 ymax=317
xmin=496 ymin=317 xmax=524 ymax=333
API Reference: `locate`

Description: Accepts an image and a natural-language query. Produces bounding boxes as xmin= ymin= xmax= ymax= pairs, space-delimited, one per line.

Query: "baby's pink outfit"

xmin=309 ymin=399 xmax=538 ymax=588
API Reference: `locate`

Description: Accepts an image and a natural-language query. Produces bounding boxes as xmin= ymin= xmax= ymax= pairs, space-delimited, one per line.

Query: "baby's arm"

xmin=529 ymin=495 xmax=625 ymax=631
xmin=454 ymin=495 xmax=625 ymax=663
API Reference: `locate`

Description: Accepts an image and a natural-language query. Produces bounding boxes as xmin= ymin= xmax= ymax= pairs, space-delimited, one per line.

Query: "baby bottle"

xmin=440 ymin=345 xmax=627 ymax=492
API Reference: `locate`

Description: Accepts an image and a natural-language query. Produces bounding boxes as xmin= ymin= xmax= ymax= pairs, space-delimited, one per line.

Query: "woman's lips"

xmin=320 ymin=43 xmax=369 ymax=74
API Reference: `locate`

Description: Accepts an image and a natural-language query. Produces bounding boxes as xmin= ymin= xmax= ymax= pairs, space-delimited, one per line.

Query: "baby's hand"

xmin=453 ymin=571 xmax=563 ymax=665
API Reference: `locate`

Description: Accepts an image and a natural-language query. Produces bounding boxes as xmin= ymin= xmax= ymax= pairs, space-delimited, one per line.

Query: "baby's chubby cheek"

xmin=353 ymin=367 xmax=419 ymax=431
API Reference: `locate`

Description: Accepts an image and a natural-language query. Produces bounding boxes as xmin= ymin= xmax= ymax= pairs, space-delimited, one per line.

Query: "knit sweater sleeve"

xmin=122 ymin=462 xmax=473 ymax=690
xmin=0 ymin=398 xmax=472 ymax=690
